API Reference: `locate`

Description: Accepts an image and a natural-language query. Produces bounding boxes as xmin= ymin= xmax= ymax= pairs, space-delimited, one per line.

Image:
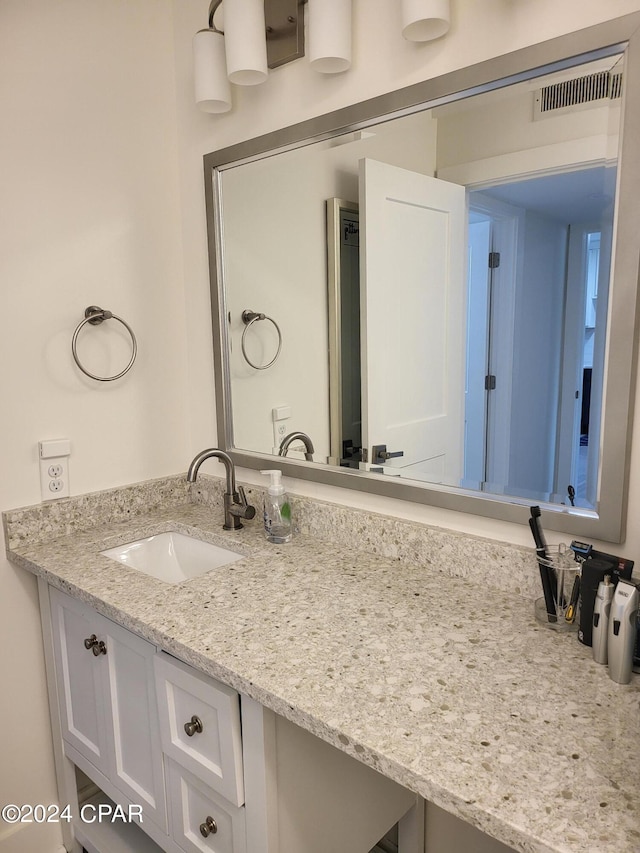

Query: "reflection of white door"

xmin=358 ymin=158 xmax=466 ymax=484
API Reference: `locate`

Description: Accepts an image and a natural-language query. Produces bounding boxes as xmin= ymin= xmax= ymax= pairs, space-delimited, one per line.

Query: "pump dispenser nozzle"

xmin=261 ymin=469 xmax=285 ymax=495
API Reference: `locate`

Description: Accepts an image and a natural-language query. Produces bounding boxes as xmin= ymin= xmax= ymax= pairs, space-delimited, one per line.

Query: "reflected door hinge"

xmin=485 ymin=374 xmax=497 ymax=390
xmin=488 ymin=251 xmax=501 ymax=269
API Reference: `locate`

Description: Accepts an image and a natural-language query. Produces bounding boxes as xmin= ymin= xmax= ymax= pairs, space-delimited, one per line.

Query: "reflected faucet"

xmin=278 ymin=432 xmax=315 ymax=462
xmin=187 ymin=448 xmax=256 ymax=531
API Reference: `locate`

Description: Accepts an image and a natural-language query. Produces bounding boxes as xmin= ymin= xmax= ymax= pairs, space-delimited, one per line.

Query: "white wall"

xmin=0 ymin=2 xmax=187 ymax=850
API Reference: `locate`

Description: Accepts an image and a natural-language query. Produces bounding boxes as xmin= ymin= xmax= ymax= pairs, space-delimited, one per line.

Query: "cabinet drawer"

xmin=154 ymin=652 xmax=244 ymax=806
xmin=166 ymin=759 xmax=246 ymax=853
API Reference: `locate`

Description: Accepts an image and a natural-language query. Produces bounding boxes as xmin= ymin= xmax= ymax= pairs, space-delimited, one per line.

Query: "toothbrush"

xmin=529 ymin=506 xmax=557 ymax=622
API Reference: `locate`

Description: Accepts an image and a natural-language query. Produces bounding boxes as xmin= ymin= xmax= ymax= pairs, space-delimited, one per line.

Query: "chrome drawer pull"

xmin=184 ymin=715 xmax=203 ymax=737
xmin=200 ymin=816 xmax=217 ymax=837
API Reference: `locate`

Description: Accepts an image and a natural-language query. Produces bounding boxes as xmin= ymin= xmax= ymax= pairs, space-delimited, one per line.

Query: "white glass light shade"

xmin=193 ymin=29 xmax=232 ymax=113
xmin=308 ymin=0 xmax=352 ymax=74
xmin=401 ymin=0 xmax=450 ymax=42
xmin=224 ymin=0 xmax=268 ymax=86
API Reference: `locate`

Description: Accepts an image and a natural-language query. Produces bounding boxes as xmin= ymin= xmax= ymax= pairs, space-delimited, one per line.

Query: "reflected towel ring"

xmin=241 ymin=309 xmax=282 ymax=370
xmin=72 ymin=306 xmax=138 ymax=382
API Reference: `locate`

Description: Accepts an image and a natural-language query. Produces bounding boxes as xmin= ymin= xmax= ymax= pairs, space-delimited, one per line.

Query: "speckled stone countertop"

xmin=4 ymin=476 xmax=640 ymax=853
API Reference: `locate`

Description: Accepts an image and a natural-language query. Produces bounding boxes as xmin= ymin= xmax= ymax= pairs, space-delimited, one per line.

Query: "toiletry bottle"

xmin=607 ymin=579 xmax=639 ymax=684
xmin=578 ymin=557 xmax=611 ymax=645
xmin=260 ymin=470 xmax=292 ymax=544
xmin=592 ymin=575 xmax=613 ymax=664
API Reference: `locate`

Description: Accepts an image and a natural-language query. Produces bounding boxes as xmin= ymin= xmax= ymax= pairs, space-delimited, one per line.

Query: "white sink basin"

xmin=101 ymin=531 xmax=244 ymax=584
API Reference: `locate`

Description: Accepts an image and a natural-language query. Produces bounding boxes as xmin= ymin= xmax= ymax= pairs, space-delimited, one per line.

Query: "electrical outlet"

xmin=39 ymin=439 xmax=70 ymax=501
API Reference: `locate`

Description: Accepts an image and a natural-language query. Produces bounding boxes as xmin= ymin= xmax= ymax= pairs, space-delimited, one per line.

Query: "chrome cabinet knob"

xmin=199 ymin=816 xmax=217 ymax=837
xmin=184 ymin=715 xmax=203 ymax=737
xmin=84 ymin=635 xmax=106 ymax=655
xmin=92 ymin=640 xmax=107 ymax=656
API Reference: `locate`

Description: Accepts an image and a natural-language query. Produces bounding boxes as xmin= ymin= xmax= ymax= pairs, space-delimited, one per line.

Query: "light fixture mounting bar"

xmin=265 ymin=0 xmax=305 ymax=68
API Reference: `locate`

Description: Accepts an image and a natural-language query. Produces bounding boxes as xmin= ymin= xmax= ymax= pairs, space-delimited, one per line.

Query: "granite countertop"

xmin=5 ymin=493 xmax=640 ymax=853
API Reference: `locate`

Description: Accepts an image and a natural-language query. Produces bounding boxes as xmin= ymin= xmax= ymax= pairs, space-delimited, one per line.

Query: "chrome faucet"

xmin=278 ymin=431 xmax=315 ymax=462
xmin=187 ymin=449 xmax=256 ymax=531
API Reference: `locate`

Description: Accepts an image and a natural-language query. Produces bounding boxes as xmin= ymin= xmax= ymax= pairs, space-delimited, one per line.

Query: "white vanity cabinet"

xmin=42 ymin=583 xmax=422 ymax=853
xmin=47 ymin=587 xmax=251 ymax=853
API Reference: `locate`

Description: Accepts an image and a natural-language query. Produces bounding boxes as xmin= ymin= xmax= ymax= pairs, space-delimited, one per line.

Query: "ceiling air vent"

xmin=534 ymin=70 xmax=623 ymax=119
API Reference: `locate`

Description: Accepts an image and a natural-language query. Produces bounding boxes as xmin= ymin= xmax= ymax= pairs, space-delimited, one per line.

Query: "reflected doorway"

xmin=463 ymin=168 xmax=614 ymax=509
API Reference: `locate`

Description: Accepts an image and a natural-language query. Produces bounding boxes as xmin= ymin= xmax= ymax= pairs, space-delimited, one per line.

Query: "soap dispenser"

xmin=260 ymin=470 xmax=292 ymax=544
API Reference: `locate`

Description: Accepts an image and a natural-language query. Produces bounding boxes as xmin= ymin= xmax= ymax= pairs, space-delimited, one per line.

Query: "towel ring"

xmin=241 ymin=310 xmax=282 ymax=370
xmin=72 ymin=306 xmax=138 ymax=382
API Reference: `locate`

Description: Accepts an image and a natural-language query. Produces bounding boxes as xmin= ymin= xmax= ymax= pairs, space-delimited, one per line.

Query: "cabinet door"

xmin=50 ymin=588 xmax=109 ymax=775
xmin=50 ymin=588 xmax=167 ymax=833
xmin=100 ymin=617 xmax=167 ymax=832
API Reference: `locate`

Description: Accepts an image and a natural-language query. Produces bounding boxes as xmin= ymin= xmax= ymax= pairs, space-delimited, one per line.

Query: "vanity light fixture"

xmin=401 ymin=0 xmax=450 ymax=42
xmin=193 ymin=0 xmax=452 ymax=113
xmin=193 ymin=0 xmax=353 ymax=111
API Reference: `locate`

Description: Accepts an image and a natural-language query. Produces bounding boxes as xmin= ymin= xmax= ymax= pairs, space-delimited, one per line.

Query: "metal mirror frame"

xmin=204 ymin=13 xmax=640 ymax=543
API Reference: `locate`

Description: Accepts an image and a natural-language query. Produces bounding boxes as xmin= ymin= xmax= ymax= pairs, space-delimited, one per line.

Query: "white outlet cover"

xmin=39 ymin=454 xmax=69 ymax=501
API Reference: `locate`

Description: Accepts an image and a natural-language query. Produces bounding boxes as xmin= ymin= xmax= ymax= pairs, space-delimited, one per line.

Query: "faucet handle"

xmin=234 ymin=487 xmax=256 ymax=520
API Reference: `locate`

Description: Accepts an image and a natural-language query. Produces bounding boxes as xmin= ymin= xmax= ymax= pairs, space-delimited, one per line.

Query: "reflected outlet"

xmin=272 ymin=405 xmax=291 ymax=448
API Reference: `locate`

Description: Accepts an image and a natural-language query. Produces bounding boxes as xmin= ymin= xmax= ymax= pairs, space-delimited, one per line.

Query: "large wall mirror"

xmin=204 ymin=14 xmax=640 ymax=543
